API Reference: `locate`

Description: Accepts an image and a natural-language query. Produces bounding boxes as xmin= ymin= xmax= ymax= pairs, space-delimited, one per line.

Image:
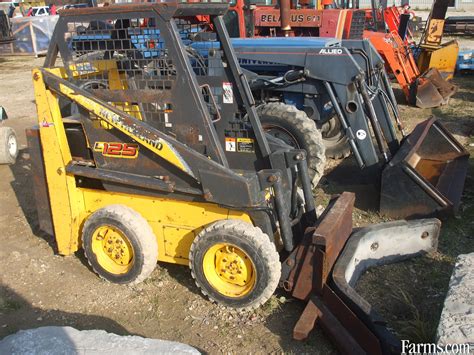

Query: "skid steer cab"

xmin=29 ymin=2 xmax=441 ymax=353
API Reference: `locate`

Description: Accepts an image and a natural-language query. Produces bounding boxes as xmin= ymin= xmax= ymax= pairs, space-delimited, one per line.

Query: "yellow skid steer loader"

xmin=28 ymin=2 xmax=442 ymax=353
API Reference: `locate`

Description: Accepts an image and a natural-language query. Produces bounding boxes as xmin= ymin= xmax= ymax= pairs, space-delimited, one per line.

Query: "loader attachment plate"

xmin=286 ymin=192 xmax=441 ymax=354
xmin=331 ymin=218 xmax=441 ymax=354
xmin=381 ymin=117 xmax=469 ymax=219
xmin=414 ymin=67 xmax=458 ymax=108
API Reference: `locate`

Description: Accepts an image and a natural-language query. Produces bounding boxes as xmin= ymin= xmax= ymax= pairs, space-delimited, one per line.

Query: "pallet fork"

xmin=286 ymin=193 xmax=440 ymax=354
xmin=28 ymin=2 xmax=441 ymax=353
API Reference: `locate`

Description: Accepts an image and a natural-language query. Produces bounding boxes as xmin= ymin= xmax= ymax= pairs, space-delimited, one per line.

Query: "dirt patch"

xmin=0 ymin=54 xmax=473 ymax=353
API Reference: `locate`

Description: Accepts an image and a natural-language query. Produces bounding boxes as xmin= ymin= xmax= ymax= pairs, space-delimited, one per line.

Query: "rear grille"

xmin=349 ymin=10 xmax=366 ymax=39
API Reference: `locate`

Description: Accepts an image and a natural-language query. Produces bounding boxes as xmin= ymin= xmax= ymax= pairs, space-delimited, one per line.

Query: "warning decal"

xmin=223 ymin=82 xmax=233 ymax=104
xmin=225 ymin=137 xmax=236 ymax=152
xmin=237 ymin=138 xmax=255 ymax=153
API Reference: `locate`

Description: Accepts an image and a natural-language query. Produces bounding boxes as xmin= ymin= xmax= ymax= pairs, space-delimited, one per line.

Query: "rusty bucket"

xmin=413 ymin=67 xmax=458 ymax=109
xmin=380 ymin=117 xmax=469 ymax=219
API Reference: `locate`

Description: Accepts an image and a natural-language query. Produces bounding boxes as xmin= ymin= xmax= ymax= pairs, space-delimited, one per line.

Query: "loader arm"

xmin=364 ymin=30 xmax=457 ymax=108
xmin=231 ymin=38 xmax=400 ymax=169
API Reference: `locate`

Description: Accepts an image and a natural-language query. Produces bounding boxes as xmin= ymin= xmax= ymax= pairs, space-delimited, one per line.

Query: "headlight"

xmin=463 ymin=53 xmax=472 ymax=60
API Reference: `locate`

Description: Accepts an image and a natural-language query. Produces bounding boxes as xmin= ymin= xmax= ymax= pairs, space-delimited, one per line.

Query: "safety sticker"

xmin=223 ymin=82 xmax=233 ymax=104
xmin=356 ymin=129 xmax=367 ymax=140
xmin=225 ymin=137 xmax=236 ymax=152
xmin=237 ymin=138 xmax=255 ymax=153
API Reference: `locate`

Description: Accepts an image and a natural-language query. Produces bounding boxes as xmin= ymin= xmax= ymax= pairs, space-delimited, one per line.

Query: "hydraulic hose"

xmin=357 ymin=75 xmax=390 ymax=163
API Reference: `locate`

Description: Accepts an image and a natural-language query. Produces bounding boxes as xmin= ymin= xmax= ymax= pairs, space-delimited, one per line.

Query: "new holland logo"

xmin=318 ymin=48 xmax=343 ymax=55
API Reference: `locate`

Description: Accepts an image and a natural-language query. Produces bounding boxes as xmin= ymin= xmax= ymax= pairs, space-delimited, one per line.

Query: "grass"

xmin=257 ymin=295 xmax=287 ymax=316
xmin=0 ymin=296 xmax=22 ymax=313
xmin=392 ymin=289 xmax=439 ymax=343
xmin=355 ymin=148 xmax=474 ymax=343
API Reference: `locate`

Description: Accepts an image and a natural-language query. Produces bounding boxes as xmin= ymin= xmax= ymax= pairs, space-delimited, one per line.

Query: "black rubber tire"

xmin=82 ymin=205 xmax=158 ymax=285
xmin=324 ymin=133 xmax=350 ymax=159
xmin=318 ymin=116 xmax=351 ymax=159
xmin=0 ymin=126 xmax=18 ymax=165
xmin=257 ymin=102 xmax=326 ymax=188
xmin=189 ymin=219 xmax=281 ymax=311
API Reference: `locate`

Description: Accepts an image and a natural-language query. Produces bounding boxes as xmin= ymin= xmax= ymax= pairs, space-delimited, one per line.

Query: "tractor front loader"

xmin=227 ymin=36 xmax=469 ymax=218
xmin=365 ymin=29 xmax=457 ymax=109
xmin=335 ymin=0 xmax=458 ymax=108
xmin=29 ymin=2 xmax=442 ymax=353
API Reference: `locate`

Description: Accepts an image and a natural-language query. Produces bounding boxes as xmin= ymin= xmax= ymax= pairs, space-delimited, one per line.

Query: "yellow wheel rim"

xmin=91 ymin=225 xmax=134 ymax=275
xmin=203 ymin=243 xmax=256 ymax=298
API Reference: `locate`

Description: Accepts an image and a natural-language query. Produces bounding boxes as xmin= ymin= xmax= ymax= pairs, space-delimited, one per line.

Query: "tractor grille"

xmin=348 ymin=10 xmax=366 ymax=39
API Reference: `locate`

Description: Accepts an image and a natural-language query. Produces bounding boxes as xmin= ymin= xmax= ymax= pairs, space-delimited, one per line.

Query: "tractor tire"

xmin=257 ymin=102 xmax=326 ymax=188
xmin=82 ymin=205 xmax=158 ymax=285
xmin=0 ymin=126 xmax=18 ymax=164
xmin=189 ymin=219 xmax=280 ymax=311
xmin=318 ymin=116 xmax=351 ymax=160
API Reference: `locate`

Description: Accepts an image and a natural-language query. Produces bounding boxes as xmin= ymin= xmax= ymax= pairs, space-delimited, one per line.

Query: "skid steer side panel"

xmin=32 ymin=70 xmax=86 ymax=255
xmin=80 ymin=188 xmax=252 ymax=265
xmin=381 ymin=118 xmax=469 ymax=219
xmin=331 ymin=218 xmax=441 ymax=353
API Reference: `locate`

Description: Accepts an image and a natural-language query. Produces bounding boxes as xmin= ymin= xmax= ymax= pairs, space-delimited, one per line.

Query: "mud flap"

xmin=412 ymin=67 xmax=458 ymax=108
xmin=380 ymin=117 xmax=469 ymax=219
xmin=331 ymin=218 xmax=441 ymax=354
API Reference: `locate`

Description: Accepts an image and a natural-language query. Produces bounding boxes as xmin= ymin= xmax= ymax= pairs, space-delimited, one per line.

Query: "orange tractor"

xmin=359 ymin=0 xmax=459 ymax=108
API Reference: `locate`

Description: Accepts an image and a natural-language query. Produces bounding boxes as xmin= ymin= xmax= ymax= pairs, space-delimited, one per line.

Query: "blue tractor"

xmin=456 ymin=50 xmax=474 ymax=74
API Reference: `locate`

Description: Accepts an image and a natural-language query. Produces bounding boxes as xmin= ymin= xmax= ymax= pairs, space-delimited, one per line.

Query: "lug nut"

xmin=295 ymin=153 xmax=304 ymax=161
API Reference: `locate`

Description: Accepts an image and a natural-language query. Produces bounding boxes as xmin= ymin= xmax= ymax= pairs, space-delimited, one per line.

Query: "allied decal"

xmin=318 ymin=48 xmax=344 ymax=55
